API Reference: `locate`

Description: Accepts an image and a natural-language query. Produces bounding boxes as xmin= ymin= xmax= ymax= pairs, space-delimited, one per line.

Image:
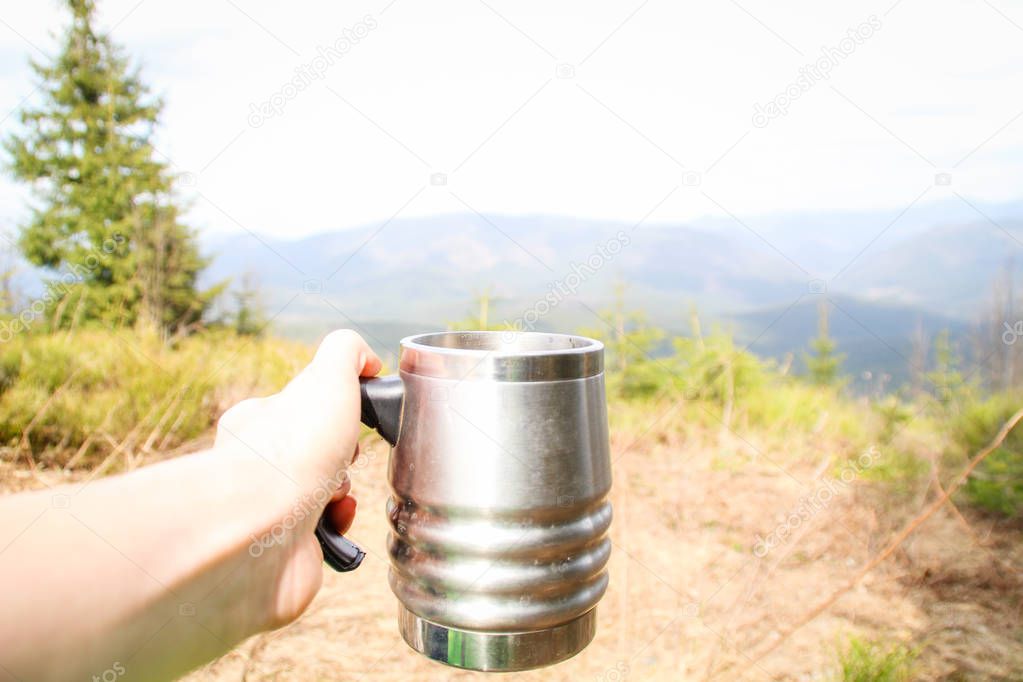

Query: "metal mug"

xmin=315 ymin=331 xmax=613 ymax=671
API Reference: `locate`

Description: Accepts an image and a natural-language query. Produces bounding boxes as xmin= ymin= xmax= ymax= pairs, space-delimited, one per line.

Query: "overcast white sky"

xmin=0 ymin=0 xmax=1021 ymax=239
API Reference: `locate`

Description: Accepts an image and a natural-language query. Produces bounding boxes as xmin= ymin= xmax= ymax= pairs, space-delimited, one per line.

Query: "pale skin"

xmin=0 ymin=330 xmax=382 ymax=681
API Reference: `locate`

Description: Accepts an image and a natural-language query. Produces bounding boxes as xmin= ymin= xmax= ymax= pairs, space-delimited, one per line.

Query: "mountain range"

xmin=9 ymin=196 xmax=1017 ymax=386
xmin=197 ymin=197 xmax=1021 ymax=387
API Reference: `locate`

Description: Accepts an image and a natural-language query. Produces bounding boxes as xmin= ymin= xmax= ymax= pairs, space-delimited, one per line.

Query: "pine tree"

xmin=232 ymin=273 xmax=267 ymax=337
xmin=0 ymin=233 xmax=18 ymax=314
xmin=805 ymin=300 xmax=844 ymax=386
xmin=449 ymin=287 xmax=508 ymax=331
xmin=673 ymin=306 xmax=768 ymax=427
xmin=925 ymin=329 xmax=974 ymax=413
xmin=581 ymin=283 xmax=666 ymax=399
xmin=4 ymin=0 xmax=219 ymax=335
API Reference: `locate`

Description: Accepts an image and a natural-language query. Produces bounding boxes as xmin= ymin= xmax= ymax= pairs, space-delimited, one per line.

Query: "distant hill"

xmin=201 ymin=212 xmax=803 ymax=324
xmin=835 ymin=220 xmax=1022 ymax=315
xmin=11 ymin=196 xmax=1018 ymax=387
xmin=203 ymin=197 xmax=1018 ymax=319
xmin=734 ymin=296 xmax=971 ymax=389
xmin=199 ymin=200 xmax=1023 ymax=386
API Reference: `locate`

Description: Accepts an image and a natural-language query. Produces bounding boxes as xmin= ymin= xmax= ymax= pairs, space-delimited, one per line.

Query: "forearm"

xmin=0 ymin=330 xmax=378 ymax=681
xmin=0 ymin=445 xmax=314 ymax=681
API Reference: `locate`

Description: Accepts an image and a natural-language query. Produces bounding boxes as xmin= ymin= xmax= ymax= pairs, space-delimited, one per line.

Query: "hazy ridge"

xmin=197 ymin=197 xmax=1020 ymax=383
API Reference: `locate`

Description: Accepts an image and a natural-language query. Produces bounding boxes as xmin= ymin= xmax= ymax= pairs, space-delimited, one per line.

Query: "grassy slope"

xmin=0 ymin=328 xmax=311 ymax=468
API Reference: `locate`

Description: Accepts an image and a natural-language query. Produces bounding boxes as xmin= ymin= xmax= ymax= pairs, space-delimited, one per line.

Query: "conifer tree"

xmin=805 ymin=300 xmax=844 ymax=386
xmin=231 ymin=273 xmax=267 ymax=337
xmin=4 ymin=0 xmax=219 ymax=335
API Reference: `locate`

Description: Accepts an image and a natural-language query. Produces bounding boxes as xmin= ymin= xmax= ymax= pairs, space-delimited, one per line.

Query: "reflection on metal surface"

xmin=382 ymin=331 xmax=612 ymax=671
xmin=399 ymin=330 xmax=604 ymax=381
xmin=398 ymin=605 xmax=597 ymax=672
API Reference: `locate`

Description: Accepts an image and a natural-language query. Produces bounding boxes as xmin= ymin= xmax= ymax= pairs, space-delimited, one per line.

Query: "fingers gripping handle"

xmin=315 ymin=375 xmax=404 ymax=572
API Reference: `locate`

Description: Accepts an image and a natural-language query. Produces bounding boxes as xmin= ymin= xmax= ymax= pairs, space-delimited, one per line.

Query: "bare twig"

xmin=928 ymin=450 xmax=1020 ymax=582
xmin=87 ymin=430 xmax=133 ymax=479
xmin=731 ymin=408 xmax=1023 ymax=674
xmin=141 ymin=383 xmax=189 ymax=453
xmin=156 ymin=407 xmax=189 ymax=452
xmin=81 ymin=393 xmax=171 ymax=480
xmin=64 ymin=398 xmax=125 ymax=470
xmin=65 ymin=291 xmax=88 ymax=335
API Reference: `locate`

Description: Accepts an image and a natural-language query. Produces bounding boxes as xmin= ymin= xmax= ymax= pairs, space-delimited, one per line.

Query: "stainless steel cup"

xmin=320 ymin=331 xmax=612 ymax=671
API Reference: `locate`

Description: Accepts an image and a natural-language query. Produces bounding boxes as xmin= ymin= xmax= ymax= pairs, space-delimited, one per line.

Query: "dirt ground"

xmin=3 ymin=422 xmax=1021 ymax=681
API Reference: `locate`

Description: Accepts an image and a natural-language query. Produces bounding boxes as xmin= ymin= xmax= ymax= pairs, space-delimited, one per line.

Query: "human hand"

xmin=214 ymin=329 xmax=382 ymax=624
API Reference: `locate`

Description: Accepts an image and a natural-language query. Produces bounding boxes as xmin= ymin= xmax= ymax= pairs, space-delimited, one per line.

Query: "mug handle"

xmin=315 ymin=375 xmax=404 ymax=572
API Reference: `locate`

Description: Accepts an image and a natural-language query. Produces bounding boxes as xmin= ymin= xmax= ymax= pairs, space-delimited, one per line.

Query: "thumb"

xmin=275 ymin=330 xmax=383 ymax=479
xmin=282 ymin=330 xmax=383 ymax=405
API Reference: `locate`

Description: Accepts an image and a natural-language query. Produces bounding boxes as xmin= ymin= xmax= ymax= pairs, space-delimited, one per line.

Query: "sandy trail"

xmin=174 ymin=429 xmax=1023 ymax=681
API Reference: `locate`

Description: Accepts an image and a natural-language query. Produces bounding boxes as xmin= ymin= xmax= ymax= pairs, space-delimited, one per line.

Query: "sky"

xmin=0 ymin=0 xmax=1022 ymax=240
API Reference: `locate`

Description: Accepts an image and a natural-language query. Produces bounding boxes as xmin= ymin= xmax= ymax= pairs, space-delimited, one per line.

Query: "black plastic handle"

xmin=358 ymin=374 xmax=404 ymax=447
xmin=315 ymin=375 xmax=404 ymax=572
xmin=315 ymin=514 xmax=365 ymax=572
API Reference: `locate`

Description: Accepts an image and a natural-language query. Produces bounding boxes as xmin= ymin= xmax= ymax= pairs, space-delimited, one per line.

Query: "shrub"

xmin=951 ymin=392 xmax=1023 ymax=516
xmin=672 ymin=327 xmax=769 ymax=407
xmin=872 ymin=396 xmax=913 ymax=445
xmin=579 ymin=292 xmax=670 ymax=401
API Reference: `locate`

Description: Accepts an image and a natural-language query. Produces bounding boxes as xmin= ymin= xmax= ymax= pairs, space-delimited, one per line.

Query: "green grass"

xmin=0 ymin=327 xmax=310 ymax=467
xmin=740 ymin=379 xmax=872 ymax=441
xmin=857 ymin=447 xmax=929 ymax=492
xmin=835 ymin=636 xmax=917 ymax=682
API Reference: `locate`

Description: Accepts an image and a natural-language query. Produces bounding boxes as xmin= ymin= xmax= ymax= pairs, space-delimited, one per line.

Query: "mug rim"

xmin=398 ymin=331 xmax=604 ymax=381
